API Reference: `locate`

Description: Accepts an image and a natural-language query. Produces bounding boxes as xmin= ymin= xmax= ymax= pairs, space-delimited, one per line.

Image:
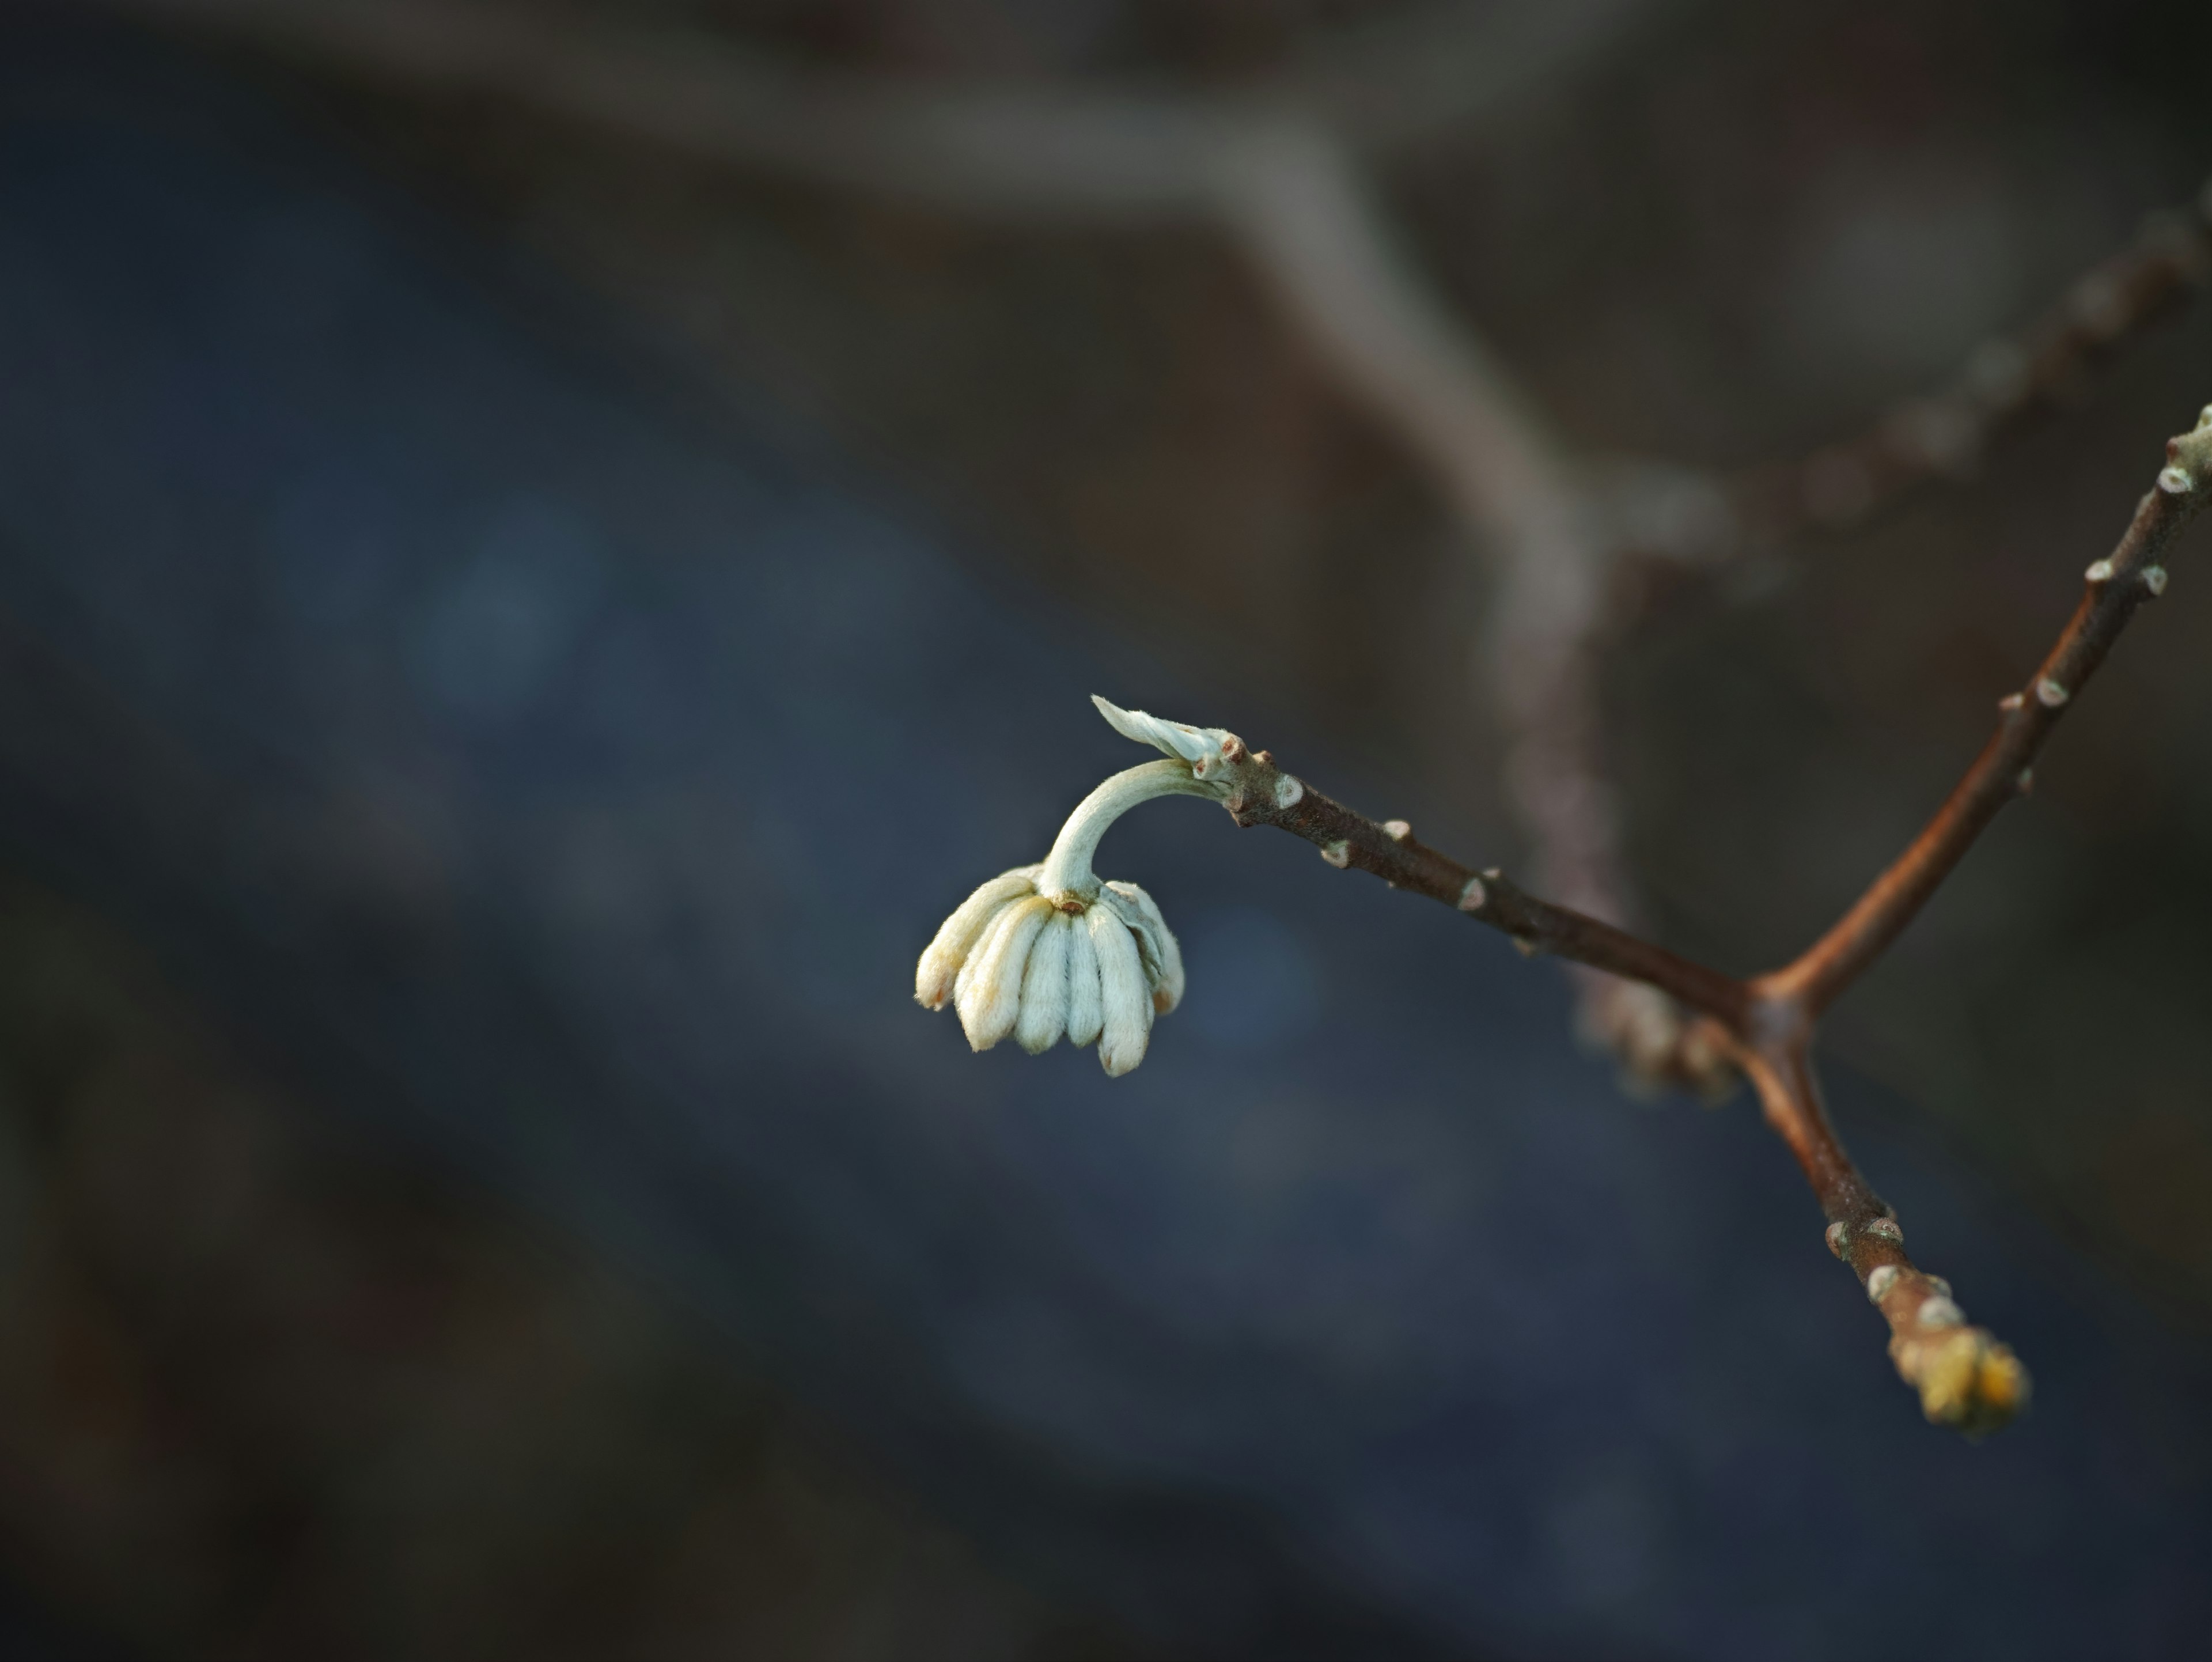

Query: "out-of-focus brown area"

xmin=0 ymin=876 xmax=1133 ymax=1660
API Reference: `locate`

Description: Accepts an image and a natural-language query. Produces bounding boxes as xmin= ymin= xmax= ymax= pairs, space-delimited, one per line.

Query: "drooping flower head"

xmin=914 ymin=696 xmax=1240 ymax=1075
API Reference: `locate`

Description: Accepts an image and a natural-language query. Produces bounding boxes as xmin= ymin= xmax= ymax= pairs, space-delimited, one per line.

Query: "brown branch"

xmin=1733 ymin=412 xmax=2210 ymax=1426
xmin=1770 ymin=408 xmax=2212 ymax=1014
xmin=1201 ymin=743 xmax=1747 ymax=1033
xmin=1196 ymin=411 xmax=2212 ymax=1432
xmin=1728 ymin=1023 xmax=2027 ymax=1436
xmin=1198 ymin=726 xmax=2021 ymax=1430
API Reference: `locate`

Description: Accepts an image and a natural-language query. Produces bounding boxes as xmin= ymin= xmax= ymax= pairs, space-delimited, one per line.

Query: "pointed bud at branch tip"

xmin=1895 ymin=1328 xmax=2029 ymax=1434
xmin=1902 ymin=1337 xmax=2026 ymax=1434
xmin=2036 ymin=677 xmax=2070 ymax=708
xmin=1089 ymin=695 xmax=1243 ymax=779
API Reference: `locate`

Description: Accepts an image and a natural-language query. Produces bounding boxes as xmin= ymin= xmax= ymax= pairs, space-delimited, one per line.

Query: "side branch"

xmin=1772 ymin=408 xmax=2212 ymax=1014
xmin=1626 ymin=177 xmax=2212 ymax=571
xmin=1203 ymin=745 xmax=1748 ymax=1032
xmin=1199 ymin=729 xmax=2029 ymax=1432
xmin=1731 ymin=1029 xmax=2027 ymax=1434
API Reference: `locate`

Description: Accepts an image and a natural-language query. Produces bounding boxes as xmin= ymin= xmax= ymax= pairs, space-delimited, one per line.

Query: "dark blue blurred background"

xmin=3 ymin=3 xmax=2211 ymax=1658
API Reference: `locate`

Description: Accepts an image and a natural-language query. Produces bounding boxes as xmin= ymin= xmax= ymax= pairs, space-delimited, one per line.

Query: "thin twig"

xmin=1691 ymin=418 xmax=2207 ymax=1428
xmin=1203 ymin=743 xmax=1747 ymax=1032
xmin=1745 ymin=184 xmax=2212 ymax=549
xmin=1729 ymin=1027 xmax=2026 ymax=1436
xmin=1624 ymin=177 xmax=2212 ymax=573
xmin=1770 ymin=410 xmax=2212 ymax=1014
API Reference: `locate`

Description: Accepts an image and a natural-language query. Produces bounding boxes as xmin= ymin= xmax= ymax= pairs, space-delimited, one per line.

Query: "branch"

xmin=1623 ymin=177 xmax=2212 ymax=573
xmin=1769 ymin=406 xmax=2212 ymax=1014
xmin=1729 ymin=1027 xmax=2027 ymax=1434
xmin=1731 ymin=412 xmax=2208 ymax=1427
xmin=1189 ymin=735 xmax=2028 ymax=1427
xmin=1152 ymin=411 xmax=2208 ymax=1431
xmin=1181 ymin=725 xmax=2021 ymax=1429
xmin=1200 ymin=741 xmax=1747 ymax=1033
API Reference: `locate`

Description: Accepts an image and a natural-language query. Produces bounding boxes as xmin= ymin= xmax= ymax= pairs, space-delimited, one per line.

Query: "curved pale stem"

xmin=1036 ymin=760 xmax=1215 ymax=899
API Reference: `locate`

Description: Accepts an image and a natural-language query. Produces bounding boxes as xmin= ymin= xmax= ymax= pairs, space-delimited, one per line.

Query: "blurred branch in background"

xmin=93 ymin=0 xmax=1704 ymax=1083
xmin=90 ymin=0 xmax=1665 ymax=211
xmin=1637 ymin=174 xmax=2212 ymax=574
xmin=90 ymin=2 xmax=2212 ymax=1085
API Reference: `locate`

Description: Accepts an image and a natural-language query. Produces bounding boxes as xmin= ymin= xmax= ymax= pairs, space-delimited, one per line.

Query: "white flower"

xmin=914 ymin=696 xmax=1238 ymax=1076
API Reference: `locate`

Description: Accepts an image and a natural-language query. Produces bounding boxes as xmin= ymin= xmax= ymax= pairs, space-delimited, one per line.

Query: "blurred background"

xmin=3 ymin=0 xmax=2212 ymax=1656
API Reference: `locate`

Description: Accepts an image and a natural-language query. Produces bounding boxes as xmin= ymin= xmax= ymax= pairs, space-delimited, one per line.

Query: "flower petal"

xmin=1015 ymin=912 xmax=1073 ymax=1054
xmin=1065 ymin=912 xmax=1104 ymax=1048
xmin=955 ymin=896 xmax=1021 ymax=1006
xmin=1090 ymin=904 xmax=1152 ymax=1077
xmin=1102 ymin=880 xmax=1184 ymax=1014
xmin=916 ymin=866 xmax=1039 ymax=1009
xmin=957 ymin=894 xmax=1054 ymax=1051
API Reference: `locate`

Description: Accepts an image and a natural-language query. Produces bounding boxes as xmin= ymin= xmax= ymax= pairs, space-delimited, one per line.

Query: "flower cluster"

xmin=914 ymin=697 xmax=1237 ymax=1075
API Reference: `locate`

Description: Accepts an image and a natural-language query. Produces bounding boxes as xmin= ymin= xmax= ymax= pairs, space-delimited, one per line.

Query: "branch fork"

xmin=921 ymin=410 xmax=2212 ymax=1435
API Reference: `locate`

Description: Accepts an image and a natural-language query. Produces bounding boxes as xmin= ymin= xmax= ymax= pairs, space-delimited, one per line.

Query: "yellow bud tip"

xmin=1899 ymin=1328 xmax=2029 ymax=1437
